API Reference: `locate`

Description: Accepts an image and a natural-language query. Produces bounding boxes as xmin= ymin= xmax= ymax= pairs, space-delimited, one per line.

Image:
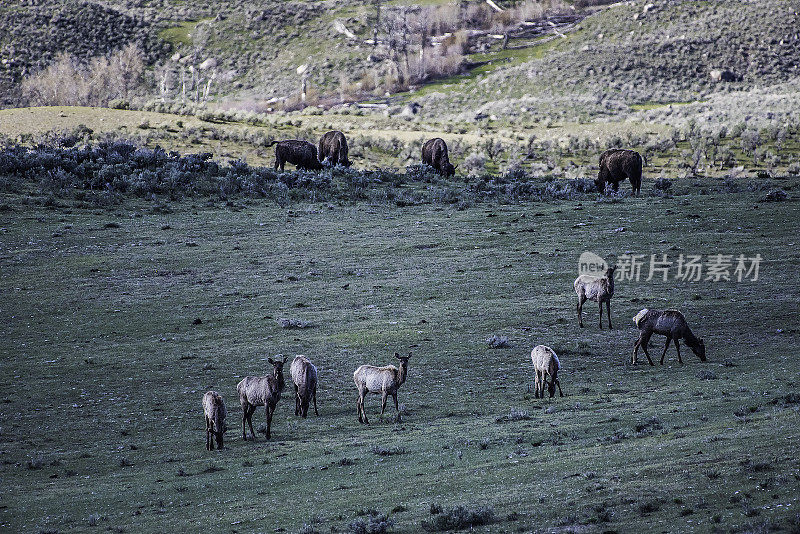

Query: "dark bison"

xmin=318 ymin=130 xmax=351 ymax=167
xmin=268 ymin=140 xmax=323 ymax=171
xmin=422 ymin=138 xmax=455 ymax=177
xmin=596 ymin=149 xmax=642 ymax=195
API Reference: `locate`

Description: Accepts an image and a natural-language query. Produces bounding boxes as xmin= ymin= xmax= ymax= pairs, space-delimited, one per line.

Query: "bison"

xmin=268 ymin=140 xmax=323 ymax=171
xmin=318 ymin=130 xmax=351 ymax=167
xmin=422 ymin=138 xmax=455 ymax=177
xmin=596 ymin=149 xmax=642 ymax=195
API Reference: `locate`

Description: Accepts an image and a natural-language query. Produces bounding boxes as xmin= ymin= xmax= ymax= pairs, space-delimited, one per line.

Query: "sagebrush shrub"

xmin=421 ymin=505 xmax=495 ymax=531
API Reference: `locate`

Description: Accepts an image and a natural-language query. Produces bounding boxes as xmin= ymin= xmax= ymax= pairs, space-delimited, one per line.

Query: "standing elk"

xmin=202 ymin=391 xmax=227 ymax=450
xmin=530 ymin=345 xmax=564 ymax=398
xmin=353 ymin=352 xmax=410 ymax=424
xmin=290 ymin=355 xmax=319 ymax=418
xmin=237 ymin=356 xmax=287 ymax=440
xmin=574 ymin=266 xmax=616 ymax=329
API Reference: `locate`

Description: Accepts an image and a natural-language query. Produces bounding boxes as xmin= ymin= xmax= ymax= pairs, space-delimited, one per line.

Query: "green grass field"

xmin=2 ymin=183 xmax=799 ymax=532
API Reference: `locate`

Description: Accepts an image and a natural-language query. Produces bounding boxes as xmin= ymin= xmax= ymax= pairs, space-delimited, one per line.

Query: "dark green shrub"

xmin=348 ymin=513 xmax=393 ymax=534
xmin=421 ymin=505 xmax=495 ymax=531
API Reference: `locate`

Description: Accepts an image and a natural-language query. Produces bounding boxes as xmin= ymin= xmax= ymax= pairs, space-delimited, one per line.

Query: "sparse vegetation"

xmin=21 ymin=45 xmax=147 ymax=107
xmin=370 ymin=445 xmax=406 ymax=456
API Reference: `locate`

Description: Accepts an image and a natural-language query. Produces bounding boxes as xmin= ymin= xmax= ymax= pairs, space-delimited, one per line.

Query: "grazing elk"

xmin=268 ymin=140 xmax=324 ymax=171
xmin=237 ymin=356 xmax=287 ymax=440
xmin=574 ymin=266 xmax=616 ymax=329
xmin=202 ymin=391 xmax=227 ymax=450
xmin=354 ymin=352 xmax=410 ymax=424
xmin=632 ymin=309 xmax=707 ymax=365
xmin=290 ymin=355 xmax=319 ymax=418
xmin=318 ymin=130 xmax=351 ymax=167
xmin=530 ymin=345 xmax=564 ymax=399
xmin=422 ymin=138 xmax=456 ymax=177
xmin=596 ymin=149 xmax=643 ymax=195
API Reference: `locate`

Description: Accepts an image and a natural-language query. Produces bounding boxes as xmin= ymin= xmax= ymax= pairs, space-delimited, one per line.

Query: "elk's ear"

xmin=268 ymin=357 xmax=275 ymax=365
xmin=282 ymin=356 xmax=288 ymax=364
xmin=395 ymin=352 xmax=401 ymax=359
xmin=407 ymin=352 xmax=412 ymax=358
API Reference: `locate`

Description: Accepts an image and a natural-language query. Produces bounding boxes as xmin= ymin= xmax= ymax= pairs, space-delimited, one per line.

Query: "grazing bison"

xmin=422 ymin=138 xmax=456 ymax=177
xmin=318 ymin=130 xmax=351 ymax=167
xmin=268 ymin=140 xmax=323 ymax=171
xmin=596 ymin=149 xmax=642 ymax=195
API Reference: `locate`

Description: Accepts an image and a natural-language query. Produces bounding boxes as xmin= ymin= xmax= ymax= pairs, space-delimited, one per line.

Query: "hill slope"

xmin=416 ymin=0 xmax=800 ymax=122
xmin=1 ymin=0 xmax=798 ymax=126
xmin=0 ymin=1 xmax=169 ymax=105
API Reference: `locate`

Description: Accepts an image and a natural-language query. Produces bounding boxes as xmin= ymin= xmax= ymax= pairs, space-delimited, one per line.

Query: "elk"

xmin=574 ymin=266 xmax=616 ymax=329
xmin=202 ymin=390 xmax=227 ymax=450
xmin=353 ymin=353 xmax=410 ymax=424
xmin=632 ymin=309 xmax=707 ymax=365
xmin=290 ymin=355 xmax=319 ymax=418
xmin=237 ymin=356 xmax=287 ymax=440
xmin=530 ymin=345 xmax=564 ymax=398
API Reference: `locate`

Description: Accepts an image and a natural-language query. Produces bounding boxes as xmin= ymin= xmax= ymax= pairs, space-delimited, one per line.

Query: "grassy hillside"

xmin=2 ymin=106 xmax=799 ymax=188
xmin=0 ymin=106 xmax=672 ymax=168
xmin=2 ymin=189 xmax=799 ymax=533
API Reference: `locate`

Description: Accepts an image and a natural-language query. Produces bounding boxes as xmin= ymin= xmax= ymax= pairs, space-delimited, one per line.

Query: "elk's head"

xmin=268 ymin=355 xmax=289 ymax=385
xmin=694 ymin=338 xmax=707 ymax=361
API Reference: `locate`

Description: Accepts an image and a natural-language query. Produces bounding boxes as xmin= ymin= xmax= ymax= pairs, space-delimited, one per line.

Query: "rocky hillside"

xmin=419 ymin=0 xmax=800 ymax=121
xmin=1 ymin=0 xmax=798 ymax=120
xmin=0 ymin=1 xmax=169 ymax=105
xmin=1 ymin=0 xmax=395 ymax=107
